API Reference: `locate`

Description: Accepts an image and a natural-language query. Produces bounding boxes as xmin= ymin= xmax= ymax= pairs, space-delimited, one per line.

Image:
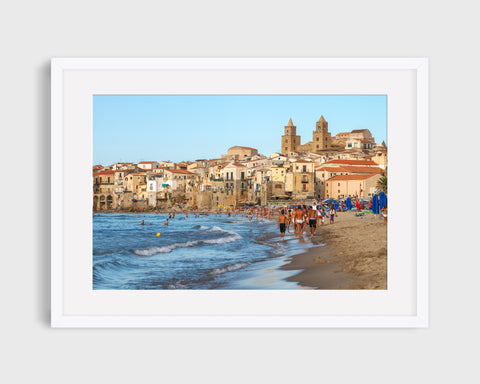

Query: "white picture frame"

xmin=51 ymin=58 xmax=428 ymax=328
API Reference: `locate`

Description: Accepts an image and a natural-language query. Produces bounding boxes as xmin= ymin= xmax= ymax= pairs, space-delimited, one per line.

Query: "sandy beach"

xmin=282 ymin=211 xmax=387 ymax=289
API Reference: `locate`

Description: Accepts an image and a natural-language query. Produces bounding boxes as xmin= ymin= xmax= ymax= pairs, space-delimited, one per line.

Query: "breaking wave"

xmin=210 ymin=262 xmax=250 ymax=275
xmin=133 ymin=227 xmax=242 ymax=257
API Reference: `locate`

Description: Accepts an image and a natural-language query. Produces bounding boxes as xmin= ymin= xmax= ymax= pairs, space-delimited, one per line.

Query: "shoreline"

xmin=280 ymin=211 xmax=387 ymax=289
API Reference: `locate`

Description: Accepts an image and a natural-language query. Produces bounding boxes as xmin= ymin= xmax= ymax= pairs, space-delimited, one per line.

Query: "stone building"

xmin=137 ymin=161 xmax=159 ymax=170
xmin=222 ymin=146 xmax=258 ymax=161
xmin=220 ymin=163 xmax=248 ymax=206
xmin=325 ymin=173 xmax=382 ymax=199
xmin=281 ymin=118 xmax=302 ymax=154
xmin=291 ymin=160 xmax=315 ymax=198
xmin=93 ymin=170 xmax=116 ymax=210
xmin=281 ymin=116 xmax=333 ymax=154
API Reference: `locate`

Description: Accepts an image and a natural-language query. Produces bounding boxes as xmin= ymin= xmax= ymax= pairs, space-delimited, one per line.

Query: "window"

xmin=303 ymin=166 xmax=306 ymax=172
xmin=338 ymin=183 xmax=340 ymax=186
xmin=316 ymin=145 xmax=319 ymax=149
xmin=316 ymin=137 xmax=319 ymax=141
xmin=303 ymin=184 xmax=307 ymax=190
xmin=150 ymin=184 xmax=153 ymax=191
xmin=230 ymin=172 xmax=233 ymax=180
xmin=338 ymin=190 xmax=340 ymax=193
xmin=241 ymin=172 xmax=245 ymax=180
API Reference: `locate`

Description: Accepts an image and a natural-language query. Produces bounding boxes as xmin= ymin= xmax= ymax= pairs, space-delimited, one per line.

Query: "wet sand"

xmin=281 ymin=211 xmax=387 ymax=289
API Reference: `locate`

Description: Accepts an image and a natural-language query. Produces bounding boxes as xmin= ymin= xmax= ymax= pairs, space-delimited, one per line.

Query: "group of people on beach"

xmin=135 ymin=198 xmax=386 ymax=238
xmin=277 ymin=203 xmax=337 ymax=240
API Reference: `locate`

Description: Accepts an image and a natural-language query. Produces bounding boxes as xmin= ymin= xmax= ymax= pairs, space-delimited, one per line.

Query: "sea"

xmin=93 ymin=213 xmax=318 ymax=290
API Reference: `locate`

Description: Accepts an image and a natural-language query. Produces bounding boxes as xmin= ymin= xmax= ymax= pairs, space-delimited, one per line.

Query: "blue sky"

xmin=93 ymin=95 xmax=387 ymax=165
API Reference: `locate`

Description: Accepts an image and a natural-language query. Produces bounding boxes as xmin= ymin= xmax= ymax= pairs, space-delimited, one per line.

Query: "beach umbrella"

xmin=379 ymin=192 xmax=387 ymax=210
xmin=372 ymin=194 xmax=379 ymax=214
xmin=346 ymin=197 xmax=352 ymax=210
xmin=323 ymin=198 xmax=337 ymax=204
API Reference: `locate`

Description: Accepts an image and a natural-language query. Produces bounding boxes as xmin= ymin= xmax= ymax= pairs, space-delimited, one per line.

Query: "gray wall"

xmin=1 ymin=1 xmax=478 ymax=383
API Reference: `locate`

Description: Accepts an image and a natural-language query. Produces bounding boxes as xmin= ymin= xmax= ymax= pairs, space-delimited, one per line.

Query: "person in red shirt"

xmin=355 ymin=199 xmax=361 ymax=212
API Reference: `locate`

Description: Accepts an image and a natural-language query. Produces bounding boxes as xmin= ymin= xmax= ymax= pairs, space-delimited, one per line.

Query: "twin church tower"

xmin=281 ymin=115 xmax=332 ymax=154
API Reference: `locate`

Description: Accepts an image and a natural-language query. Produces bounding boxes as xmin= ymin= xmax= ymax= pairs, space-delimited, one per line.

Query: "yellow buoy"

xmin=156 ymin=233 xmax=161 ymax=237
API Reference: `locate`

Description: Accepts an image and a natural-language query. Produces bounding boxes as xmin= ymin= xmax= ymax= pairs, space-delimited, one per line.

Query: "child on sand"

xmin=277 ymin=209 xmax=287 ymax=240
xmin=329 ymin=204 xmax=336 ymax=224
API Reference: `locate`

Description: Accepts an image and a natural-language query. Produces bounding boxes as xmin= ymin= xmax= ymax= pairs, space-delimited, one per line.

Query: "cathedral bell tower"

xmin=312 ymin=115 xmax=332 ymax=151
xmin=281 ymin=118 xmax=301 ymax=154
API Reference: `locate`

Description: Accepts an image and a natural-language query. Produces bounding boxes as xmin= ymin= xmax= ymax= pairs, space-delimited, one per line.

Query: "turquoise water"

xmin=93 ymin=213 xmax=317 ymax=289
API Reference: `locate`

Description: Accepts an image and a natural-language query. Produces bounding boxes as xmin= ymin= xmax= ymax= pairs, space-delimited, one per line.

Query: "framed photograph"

xmin=51 ymin=58 xmax=428 ymax=328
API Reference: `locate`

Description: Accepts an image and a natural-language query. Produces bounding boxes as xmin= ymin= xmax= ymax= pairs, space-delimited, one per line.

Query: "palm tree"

xmin=376 ymin=175 xmax=387 ymax=194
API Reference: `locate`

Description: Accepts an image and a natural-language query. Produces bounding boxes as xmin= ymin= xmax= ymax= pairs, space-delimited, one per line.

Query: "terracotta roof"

xmin=286 ymin=118 xmax=294 ymax=126
xmin=317 ymin=166 xmax=346 ymax=173
xmin=226 ymin=163 xmax=246 ymax=167
xmin=294 ymin=160 xmax=312 ymax=163
xmin=93 ymin=170 xmax=115 ymax=176
xmin=351 ymin=129 xmax=369 ymax=133
xmin=212 ymin=162 xmax=230 ymax=167
xmin=138 ymin=161 xmax=157 ymax=164
xmin=340 ymin=166 xmax=385 ymax=174
xmin=323 ymin=159 xmax=377 ymax=166
xmin=165 ymin=169 xmax=194 ymax=174
xmin=317 ymin=115 xmax=326 ymax=122
xmin=327 ymin=174 xmax=376 ymax=181
xmin=229 ymin=146 xmax=257 ymax=151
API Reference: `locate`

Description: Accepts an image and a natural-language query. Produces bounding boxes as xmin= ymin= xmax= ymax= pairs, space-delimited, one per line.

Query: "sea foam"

xmin=210 ymin=262 xmax=250 ymax=275
xmin=133 ymin=227 xmax=242 ymax=257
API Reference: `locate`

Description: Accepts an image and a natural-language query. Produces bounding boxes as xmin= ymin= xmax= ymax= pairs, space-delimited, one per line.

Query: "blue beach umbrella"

xmin=346 ymin=197 xmax=352 ymax=210
xmin=372 ymin=194 xmax=379 ymax=214
xmin=379 ymin=192 xmax=387 ymax=210
xmin=323 ymin=199 xmax=337 ymax=204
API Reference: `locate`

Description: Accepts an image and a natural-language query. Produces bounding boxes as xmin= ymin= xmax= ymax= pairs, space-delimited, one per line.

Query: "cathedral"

xmin=281 ymin=116 xmax=332 ymax=154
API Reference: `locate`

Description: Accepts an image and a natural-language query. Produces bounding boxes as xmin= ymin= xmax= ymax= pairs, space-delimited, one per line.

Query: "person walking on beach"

xmin=355 ymin=199 xmax=361 ymax=212
xmin=307 ymin=206 xmax=317 ymax=238
xmin=287 ymin=209 xmax=292 ymax=233
xmin=329 ymin=204 xmax=336 ymax=224
xmin=381 ymin=204 xmax=387 ymax=226
xmin=277 ymin=209 xmax=287 ymax=240
xmin=294 ymin=206 xmax=305 ymax=236
xmin=317 ymin=205 xmax=324 ymax=226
